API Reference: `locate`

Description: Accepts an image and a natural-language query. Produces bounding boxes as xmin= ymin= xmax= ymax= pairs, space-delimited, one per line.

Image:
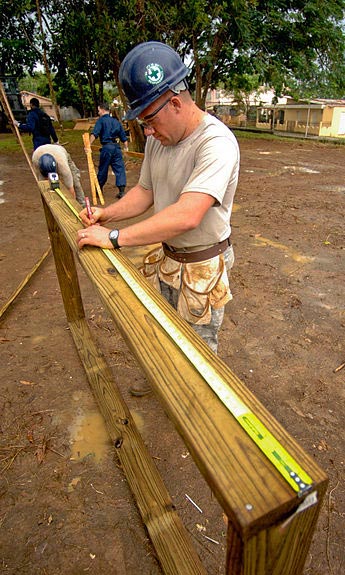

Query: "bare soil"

xmin=0 ymin=131 xmax=344 ymax=575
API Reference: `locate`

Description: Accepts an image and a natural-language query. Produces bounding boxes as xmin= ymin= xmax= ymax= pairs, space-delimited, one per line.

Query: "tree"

xmin=3 ymin=0 xmax=345 ymax=145
xmin=0 ymin=0 xmax=38 ymax=77
xmin=35 ymin=0 xmax=61 ymax=123
xmin=18 ymin=70 xmax=50 ymax=95
xmin=164 ymin=0 xmax=345 ymax=108
xmin=247 ymin=0 xmax=345 ymax=99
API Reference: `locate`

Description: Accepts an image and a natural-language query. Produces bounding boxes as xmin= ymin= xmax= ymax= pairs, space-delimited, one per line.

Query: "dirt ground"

xmin=0 ymin=130 xmax=344 ymax=575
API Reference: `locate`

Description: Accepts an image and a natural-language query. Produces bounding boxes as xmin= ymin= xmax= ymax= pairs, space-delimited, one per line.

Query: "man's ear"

xmin=170 ymin=96 xmax=182 ymax=110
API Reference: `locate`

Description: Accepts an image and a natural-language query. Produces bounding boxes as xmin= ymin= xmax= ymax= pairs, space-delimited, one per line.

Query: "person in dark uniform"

xmin=89 ymin=102 xmax=129 ymax=198
xmin=15 ymin=97 xmax=59 ymax=150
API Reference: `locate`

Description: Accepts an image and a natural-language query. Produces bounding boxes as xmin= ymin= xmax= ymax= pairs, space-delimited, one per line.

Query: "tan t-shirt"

xmin=139 ymin=114 xmax=240 ymax=249
xmin=32 ymin=144 xmax=74 ymax=189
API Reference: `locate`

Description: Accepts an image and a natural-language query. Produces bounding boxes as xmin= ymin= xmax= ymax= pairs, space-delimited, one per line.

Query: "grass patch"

xmin=233 ymin=129 xmax=281 ymax=140
xmin=0 ymin=132 xmax=32 ymax=153
xmin=232 ymin=128 xmax=303 ymax=143
xmin=2 ymin=122 xmax=344 ymax=153
xmin=0 ymin=123 xmax=88 ymax=153
xmin=58 ymin=127 xmax=87 ymax=147
xmin=232 ymin=127 xmax=345 ymax=146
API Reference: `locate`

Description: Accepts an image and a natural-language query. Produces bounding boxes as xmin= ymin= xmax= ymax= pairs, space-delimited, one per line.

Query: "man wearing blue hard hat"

xmin=32 ymin=144 xmax=86 ymax=206
xmin=77 ymin=41 xmax=239 ymax=391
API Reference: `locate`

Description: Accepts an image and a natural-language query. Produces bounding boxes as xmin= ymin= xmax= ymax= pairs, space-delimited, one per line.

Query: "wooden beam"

xmin=39 ymin=180 xmax=328 ymax=574
xmin=0 ymin=247 xmax=51 ymax=320
xmin=124 ymin=150 xmax=144 ymax=159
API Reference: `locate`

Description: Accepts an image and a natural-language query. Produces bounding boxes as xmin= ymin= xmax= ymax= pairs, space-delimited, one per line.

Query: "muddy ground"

xmin=0 ymin=130 xmax=344 ymax=574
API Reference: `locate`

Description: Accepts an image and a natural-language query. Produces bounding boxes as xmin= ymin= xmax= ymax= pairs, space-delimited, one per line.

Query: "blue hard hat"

xmin=119 ymin=41 xmax=190 ymax=120
xmin=38 ymin=153 xmax=57 ymax=177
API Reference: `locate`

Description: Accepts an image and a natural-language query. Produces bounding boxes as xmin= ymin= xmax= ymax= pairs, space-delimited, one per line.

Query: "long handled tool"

xmin=0 ymin=80 xmax=38 ymax=182
xmin=0 ymin=81 xmax=53 ymax=320
xmin=82 ymin=132 xmax=104 ymax=206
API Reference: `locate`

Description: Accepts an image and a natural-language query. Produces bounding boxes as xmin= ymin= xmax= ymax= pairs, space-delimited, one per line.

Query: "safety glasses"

xmin=137 ymin=96 xmax=172 ymax=128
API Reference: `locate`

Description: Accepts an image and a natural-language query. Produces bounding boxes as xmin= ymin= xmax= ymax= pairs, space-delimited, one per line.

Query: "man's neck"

xmin=182 ymin=104 xmax=206 ymax=140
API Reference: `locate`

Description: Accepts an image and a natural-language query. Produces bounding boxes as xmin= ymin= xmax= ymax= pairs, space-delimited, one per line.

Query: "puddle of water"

xmin=316 ymin=185 xmax=345 ymax=193
xmin=284 ymin=165 xmax=320 ymax=174
xmin=254 ymin=236 xmax=315 ymax=264
xmin=69 ymin=410 xmax=111 ymax=463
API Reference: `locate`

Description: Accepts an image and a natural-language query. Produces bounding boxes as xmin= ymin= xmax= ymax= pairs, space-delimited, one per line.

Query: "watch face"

xmin=109 ymin=230 xmax=119 ymax=240
xmin=109 ymin=229 xmax=120 ymax=248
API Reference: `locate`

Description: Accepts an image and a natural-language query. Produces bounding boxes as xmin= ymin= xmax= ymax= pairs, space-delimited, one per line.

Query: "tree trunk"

xmin=35 ymin=0 xmax=62 ymax=127
xmin=112 ymin=54 xmax=145 ymax=152
xmin=75 ymin=75 xmax=87 ymax=118
xmin=200 ymin=33 xmax=224 ymax=111
xmin=193 ymin=34 xmax=203 ymax=109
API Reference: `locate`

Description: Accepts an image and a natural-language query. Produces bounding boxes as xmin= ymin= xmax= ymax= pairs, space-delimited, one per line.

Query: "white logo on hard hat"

xmin=145 ymin=63 xmax=164 ymax=85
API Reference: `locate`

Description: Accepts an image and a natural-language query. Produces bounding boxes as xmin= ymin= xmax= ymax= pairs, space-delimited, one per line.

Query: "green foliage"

xmin=0 ymin=0 xmax=38 ymax=76
xmin=18 ymin=71 xmax=50 ymax=96
xmin=2 ymin=0 xmax=345 ymax=115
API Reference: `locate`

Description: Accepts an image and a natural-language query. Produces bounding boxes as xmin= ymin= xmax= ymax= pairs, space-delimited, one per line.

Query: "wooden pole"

xmin=0 ymin=80 xmax=38 ymax=182
xmin=82 ymin=132 xmax=104 ymax=205
xmin=90 ymin=158 xmax=105 ymax=205
xmin=125 ymin=150 xmax=144 ymax=159
xmin=82 ymin=132 xmax=97 ymax=205
xmin=0 ymin=247 xmax=51 ymax=320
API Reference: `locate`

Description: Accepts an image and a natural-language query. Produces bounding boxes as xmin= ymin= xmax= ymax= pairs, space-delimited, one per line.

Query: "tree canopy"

xmin=2 ymin=0 xmax=345 ymax=114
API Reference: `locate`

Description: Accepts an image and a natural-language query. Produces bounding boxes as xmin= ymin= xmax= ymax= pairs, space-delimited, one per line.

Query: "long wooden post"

xmin=0 ymin=247 xmax=51 ymax=320
xmin=82 ymin=132 xmax=104 ymax=205
xmin=39 ymin=180 xmax=328 ymax=575
xmin=0 ymin=80 xmax=37 ymax=181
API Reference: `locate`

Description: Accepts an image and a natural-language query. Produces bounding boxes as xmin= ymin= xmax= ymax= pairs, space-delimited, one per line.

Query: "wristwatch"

xmin=109 ymin=229 xmax=120 ymax=249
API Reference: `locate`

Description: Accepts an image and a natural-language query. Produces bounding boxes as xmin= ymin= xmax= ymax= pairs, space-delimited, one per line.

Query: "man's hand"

xmin=77 ymin=225 xmax=113 ymax=250
xmin=79 ymin=205 xmax=104 ymax=226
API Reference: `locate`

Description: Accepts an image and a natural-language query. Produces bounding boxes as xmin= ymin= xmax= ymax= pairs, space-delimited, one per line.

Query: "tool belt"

xmin=140 ymin=245 xmax=232 ymax=325
xmin=162 ymin=237 xmax=231 ymax=263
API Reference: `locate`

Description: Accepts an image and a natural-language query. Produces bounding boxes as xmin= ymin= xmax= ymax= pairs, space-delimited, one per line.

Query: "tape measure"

xmin=54 ymin=186 xmax=314 ymax=496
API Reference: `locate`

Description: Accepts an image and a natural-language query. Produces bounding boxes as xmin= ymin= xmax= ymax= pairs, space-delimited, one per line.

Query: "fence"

xmin=39 ymin=180 xmax=328 ymax=575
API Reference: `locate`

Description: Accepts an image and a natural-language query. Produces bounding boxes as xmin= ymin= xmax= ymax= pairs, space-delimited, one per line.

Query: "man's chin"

xmin=154 ymin=134 xmax=170 ymax=146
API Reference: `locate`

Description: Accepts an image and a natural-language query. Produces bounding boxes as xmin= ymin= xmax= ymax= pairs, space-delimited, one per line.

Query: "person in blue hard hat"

xmin=32 ymin=144 xmax=86 ymax=206
xmin=77 ymin=41 xmax=240 ymax=389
